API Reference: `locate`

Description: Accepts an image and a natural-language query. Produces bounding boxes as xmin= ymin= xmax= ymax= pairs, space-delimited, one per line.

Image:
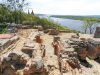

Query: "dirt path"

xmin=42 ymin=34 xmax=61 ymax=75
xmin=42 ymin=34 xmax=54 ymax=56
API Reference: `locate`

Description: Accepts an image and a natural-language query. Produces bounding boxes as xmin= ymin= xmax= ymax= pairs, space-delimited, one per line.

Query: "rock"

xmin=71 ymin=34 xmax=79 ymax=39
xmin=53 ymin=36 xmax=60 ymax=42
xmin=80 ymin=38 xmax=86 ymax=41
xmin=48 ymin=29 xmax=59 ymax=35
xmin=52 ymin=42 xmax=61 ymax=56
xmin=35 ymin=35 xmax=43 ymax=44
xmin=38 ymin=26 xmax=43 ymax=31
xmin=94 ymin=27 xmax=100 ymax=38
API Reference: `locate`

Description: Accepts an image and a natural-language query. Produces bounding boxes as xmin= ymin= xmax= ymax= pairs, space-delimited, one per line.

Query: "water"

xmin=49 ymin=17 xmax=84 ymax=32
xmin=39 ymin=15 xmax=99 ymax=33
xmin=39 ymin=15 xmax=83 ymax=31
xmin=49 ymin=17 xmax=100 ymax=33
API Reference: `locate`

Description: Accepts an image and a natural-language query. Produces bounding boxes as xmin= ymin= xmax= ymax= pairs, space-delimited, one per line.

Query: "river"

xmin=49 ymin=17 xmax=83 ymax=32
xmin=39 ymin=15 xmax=99 ymax=33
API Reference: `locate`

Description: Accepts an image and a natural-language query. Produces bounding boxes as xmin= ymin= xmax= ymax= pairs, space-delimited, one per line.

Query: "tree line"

xmin=82 ymin=18 xmax=99 ymax=34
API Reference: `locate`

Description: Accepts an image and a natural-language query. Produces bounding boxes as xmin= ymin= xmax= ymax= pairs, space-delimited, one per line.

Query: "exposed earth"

xmin=0 ymin=29 xmax=100 ymax=75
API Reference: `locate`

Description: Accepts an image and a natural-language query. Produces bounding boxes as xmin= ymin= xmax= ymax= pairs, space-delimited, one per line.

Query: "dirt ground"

xmin=0 ymin=29 xmax=100 ymax=75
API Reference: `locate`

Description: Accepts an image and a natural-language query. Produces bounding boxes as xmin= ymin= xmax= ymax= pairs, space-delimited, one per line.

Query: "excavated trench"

xmin=0 ymin=29 xmax=100 ymax=75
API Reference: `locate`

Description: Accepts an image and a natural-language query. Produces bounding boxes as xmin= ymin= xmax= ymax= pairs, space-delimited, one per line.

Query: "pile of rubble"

xmin=0 ymin=31 xmax=46 ymax=75
xmin=51 ymin=32 xmax=100 ymax=75
xmin=51 ymin=36 xmax=82 ymax=75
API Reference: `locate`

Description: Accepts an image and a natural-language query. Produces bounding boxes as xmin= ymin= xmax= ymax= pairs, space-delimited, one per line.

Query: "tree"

xmin=28 ymin=10 xmax=30 ymax=14
xmin=31 ymin=10 xmax=34 ymax=15
xmin=0 ymin=4 xmax=10 ymax=23
xmin=82 ymin=18 xmax=97 ymax=34
xmin=17 ymin=0 xmax=29 ymax=23
xmin=81 ymin=22 xmax=88 ymax=34
xmin=17 ymin=0 xmax=29 ymax=11
xmin=4 ymin=0 xmax=29 ymax=23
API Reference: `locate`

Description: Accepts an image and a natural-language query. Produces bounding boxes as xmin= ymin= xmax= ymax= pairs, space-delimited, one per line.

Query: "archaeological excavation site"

xmin=0 ymin=26 xmax=100 ymax=75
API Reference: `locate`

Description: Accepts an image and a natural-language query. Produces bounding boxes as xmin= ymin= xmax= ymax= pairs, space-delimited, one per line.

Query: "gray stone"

xmin=94 ymin=27 xmax=100 ymax=38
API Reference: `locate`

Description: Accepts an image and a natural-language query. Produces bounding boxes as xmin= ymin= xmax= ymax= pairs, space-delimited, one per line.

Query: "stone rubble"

xmin=0 ymin=29 xmax=100 ymax=75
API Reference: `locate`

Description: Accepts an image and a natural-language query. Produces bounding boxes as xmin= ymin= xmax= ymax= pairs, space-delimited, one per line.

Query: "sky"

xmin=27 ymin=0 xmax=100 ymax=15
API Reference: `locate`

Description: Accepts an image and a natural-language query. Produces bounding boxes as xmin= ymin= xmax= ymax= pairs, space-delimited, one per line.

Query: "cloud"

xmin=27 ymin=0 xmax=100 ymax=15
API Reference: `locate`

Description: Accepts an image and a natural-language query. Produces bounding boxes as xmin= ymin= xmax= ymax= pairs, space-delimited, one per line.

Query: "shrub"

xmin=0 ymin=23 xmax=7 ymax=33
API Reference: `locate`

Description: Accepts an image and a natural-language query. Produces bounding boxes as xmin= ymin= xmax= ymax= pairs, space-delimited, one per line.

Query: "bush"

xmin=0 ymin=23 xmax=7 ymax=33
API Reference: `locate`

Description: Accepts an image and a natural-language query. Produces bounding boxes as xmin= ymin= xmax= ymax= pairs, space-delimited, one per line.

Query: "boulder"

xmin=94 ymin=27 xmax=100 ymax=38
xmin=48 ymin=29 xmax=59 ymax=35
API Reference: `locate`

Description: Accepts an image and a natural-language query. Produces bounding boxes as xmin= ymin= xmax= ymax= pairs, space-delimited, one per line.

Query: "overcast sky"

xmin=3 ymin=0 xmax=100 ymax=15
